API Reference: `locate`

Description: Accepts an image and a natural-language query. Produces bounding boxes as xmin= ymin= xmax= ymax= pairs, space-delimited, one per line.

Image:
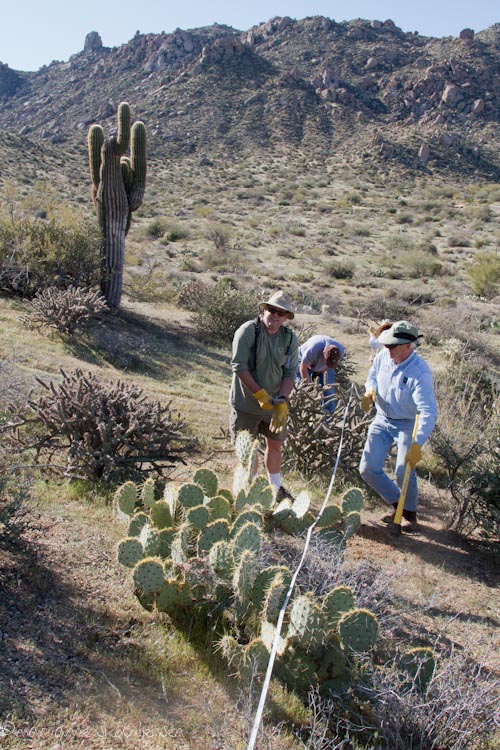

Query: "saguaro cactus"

xmin=88 ymin=101 xmax=147 ymax=310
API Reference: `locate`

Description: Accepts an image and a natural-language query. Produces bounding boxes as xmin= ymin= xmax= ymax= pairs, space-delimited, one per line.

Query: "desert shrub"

xmin=125 ymin=259 xmax=172 ymax=303
xmin=189 ymin=280 xmax=259 ymax=345
xmin=322 ymin=644 xmax=500 ymax=750
xmin=394 ymin=213 xmax=413 ymax=224
xmin=166 ymin=223 xmax=190 ymax=242
xmin=176 ymin=279 xmax=209 ymax=311
xmin=0 ymin=216 xmax=101 ymax=297
xmin=199 ymin=247 xmax=243 ymax=273
xmin=293 ymin=291 xmax=323 ymax=313
xmin=397 ymin=288 xmax=436 ymax=306
xmin=0 ymin=473 xmax=31 ymax=542
xmin=446 ymin=234 xmax=470 ymax=248
xmin=205 ymin=222 xmax=231 ymax=250
xmin=324 ymin=260 xmax=355 ymax=280
xmin=403 ymin=252 xmax=442 ymax=278
xmin=467 ymin=251 xmax=500 ymax=298
xmin=416 ymin=240 xmax=438 ymax=255
xmin=290 ymin=225 xmax=306 ymax=236
xmin=145 ymin=218 xmax=166 ymax=239
xmin=385 ymin=234 xmax=415 ymax=252
xmin=358 ymin=296 xmax=411 ymax=322
xmin=11 ymin=369 xmax=195 ymax=482
xmin=466 ymin=432 xmax=500 ymax=537
xmin=23 ymin=285 xmax=108 ymax=334
xmin=428 ymin=346 xmax=499 ymax=539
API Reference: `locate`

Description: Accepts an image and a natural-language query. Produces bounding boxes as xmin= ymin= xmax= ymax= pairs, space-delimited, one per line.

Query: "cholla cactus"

xmin=88 ymin=101 xmax=147 ymax=310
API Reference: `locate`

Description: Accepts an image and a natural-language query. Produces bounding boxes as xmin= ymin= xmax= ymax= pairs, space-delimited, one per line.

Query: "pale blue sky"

xmin=2 ymin=0 xmax=498 ymax=72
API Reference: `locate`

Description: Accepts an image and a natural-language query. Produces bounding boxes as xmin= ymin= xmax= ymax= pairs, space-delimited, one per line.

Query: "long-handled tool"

xmin=389 ymin=414 xmax=419 ymax=536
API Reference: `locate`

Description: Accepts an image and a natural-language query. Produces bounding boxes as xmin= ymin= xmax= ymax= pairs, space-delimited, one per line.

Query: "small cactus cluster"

xmin=115 ymin=432 xmax=378 ymax=696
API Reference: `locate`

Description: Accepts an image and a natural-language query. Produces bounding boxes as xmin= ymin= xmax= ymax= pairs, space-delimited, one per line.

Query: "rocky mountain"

xmin=1 ymin=16 xmax=500 ymax=175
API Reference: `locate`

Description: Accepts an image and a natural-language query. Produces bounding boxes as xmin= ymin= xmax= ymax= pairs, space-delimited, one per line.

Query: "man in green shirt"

xmin=230 ymin=291 xmax=299 ymax=500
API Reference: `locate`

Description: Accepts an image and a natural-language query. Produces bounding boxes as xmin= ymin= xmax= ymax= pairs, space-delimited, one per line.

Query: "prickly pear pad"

xmin=117 ymin=538 xmax=143 ymax=568
xmin=341 ymin=487 xmax=364 ymax=513
xmin=192 ymin=468 xmax=218 ymax=498
xmin=133 ymin=558 xmax=165 ymax=594
xmin=338 ymin=608 xmax=379 ymax=652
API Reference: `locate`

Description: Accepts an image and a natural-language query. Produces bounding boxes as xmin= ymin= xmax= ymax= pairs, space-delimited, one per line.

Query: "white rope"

xmin=246 ymin=384 xmax=355 ymax=750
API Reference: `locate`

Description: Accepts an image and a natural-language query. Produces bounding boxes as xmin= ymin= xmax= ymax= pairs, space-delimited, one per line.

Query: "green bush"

xmin=467 ymin=251 xmax=500 ymax=298
xmin=0 ymin=217 xmax=101 ymax=297
xmin=188 ymin=280 xmax=259 ymax=345
xmin=403 ymin=252 xmax=442 ymax=278
xmin=359 ymin=296 xmax=411 ymax=321
xmin=324 ymin=260 xmax=355 ymax=280
xmin=205 ymin=223 xmax=231 ymax=249
xmin=145 ymin=218 xmax=166 ymax=239
xmin=428 ymin=349 xmax=499 ymax=540
xmin=166 ymin=223 xmax=190 ymax=242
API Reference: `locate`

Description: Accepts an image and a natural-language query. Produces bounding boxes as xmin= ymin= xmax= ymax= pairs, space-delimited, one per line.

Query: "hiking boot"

xmin=380 ymin=503 xmax=398 ymax=524
xmin=401 ymin=510 xmax=418 ymax=531
xmin=276 ymin=486 xmax=295 ymax=503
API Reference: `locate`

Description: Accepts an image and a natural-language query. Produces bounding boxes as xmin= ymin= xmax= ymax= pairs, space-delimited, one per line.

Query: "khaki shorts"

xmin=229 ymin=408 xmax=287 ymax=444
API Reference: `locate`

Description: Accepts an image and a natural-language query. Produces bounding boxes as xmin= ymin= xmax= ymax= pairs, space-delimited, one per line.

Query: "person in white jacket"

xmin=359 ymin=320 xmax=438 ymax=530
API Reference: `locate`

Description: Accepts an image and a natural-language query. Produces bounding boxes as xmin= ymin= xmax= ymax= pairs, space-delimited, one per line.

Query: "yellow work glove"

xmin=405 ymin=443 xmax=422 ymax=468
xmin=253 ymin=388 xmax=273 ymax=410
xmin=269 ymin=398 xmax=288 ymax=433
xmin=361 ymin=389 xmax=376 ymax=413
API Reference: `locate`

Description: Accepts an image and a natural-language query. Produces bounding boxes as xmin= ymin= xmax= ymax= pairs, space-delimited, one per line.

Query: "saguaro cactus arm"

xmin=128 ymin=120 xmax=147 ymax=212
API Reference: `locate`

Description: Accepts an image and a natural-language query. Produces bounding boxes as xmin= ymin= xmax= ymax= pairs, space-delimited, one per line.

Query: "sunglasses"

xmin=265 ymin=305 xmax=288 ymax=317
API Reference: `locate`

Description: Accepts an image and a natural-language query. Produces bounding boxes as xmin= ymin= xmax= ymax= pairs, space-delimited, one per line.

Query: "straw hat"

xmin=259 ymin=291 xmax=295 ymax=320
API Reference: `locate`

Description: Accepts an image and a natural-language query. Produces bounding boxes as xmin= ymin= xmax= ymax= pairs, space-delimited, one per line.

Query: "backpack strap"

xmin=252 ymin=317 xmax=260 ymax=374
xmin=284 ymin=326 xmax=293 ymax=368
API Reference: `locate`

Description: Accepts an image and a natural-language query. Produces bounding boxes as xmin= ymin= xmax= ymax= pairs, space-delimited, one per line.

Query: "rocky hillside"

xmin=1 ymin=16 xmax=500 ymax=174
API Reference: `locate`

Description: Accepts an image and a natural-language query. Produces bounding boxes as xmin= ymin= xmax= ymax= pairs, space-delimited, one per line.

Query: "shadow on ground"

xmin=358 ymin=515 xmax=499 ymax=587
xmin=63 ymin=308 xmax=229 ymax=381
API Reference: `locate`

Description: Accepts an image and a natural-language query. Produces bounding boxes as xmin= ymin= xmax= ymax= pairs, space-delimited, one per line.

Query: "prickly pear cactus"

xmin=114 ymin=441 xmax=375 ymax=698
xmin=117 ymin=537 xmax=143 ymax=568
xmin=341 ymin=487 xmax=364 ymax=514
xmin=192 ymin=468 xmax=218 ymax=498
xmin=338 ymin=608 xmax=379 ymax=653
xmin=400 ymin=647 xmax=436 ymax=692
xmin=133 ymin=558 xmax=165 ymax=595
xmin=88 ymin=101 xmax=146 ymax=310
xmin=233 ymin=431 xmax=260 ymax=495
xmin=141 ymin=477 xmax=156 ymax=508
xmin=322 ymin=586 xmax=355 ymax=627
xmin=113 ymin=481 xmax=137 ymax=521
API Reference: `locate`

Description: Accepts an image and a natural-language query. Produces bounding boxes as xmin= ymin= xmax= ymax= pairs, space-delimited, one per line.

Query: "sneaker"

xmin=276 ymin=486 xmax=295 ymax=503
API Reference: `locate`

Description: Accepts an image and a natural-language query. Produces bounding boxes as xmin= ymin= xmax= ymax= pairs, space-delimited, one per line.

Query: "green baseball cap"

xmin=377 ymin=320 xmax=421 ymax=346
